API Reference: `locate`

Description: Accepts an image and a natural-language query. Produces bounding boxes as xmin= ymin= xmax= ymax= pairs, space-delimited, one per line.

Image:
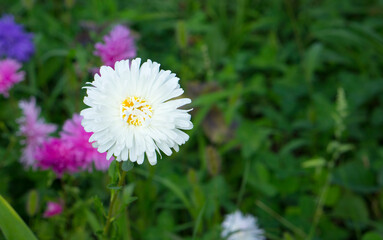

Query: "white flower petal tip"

xmin=221 ymin=211 xmax=265 ymax=240
xmin=81 ymin=58 xmax=193 ymax=165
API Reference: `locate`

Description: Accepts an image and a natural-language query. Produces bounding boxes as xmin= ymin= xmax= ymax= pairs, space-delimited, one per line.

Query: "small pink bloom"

xmin=36 ymin=138 xmax=82 ymax=177
xmin=43 ymin=201 xmax=63 ymax=218
xmin=60 ymin=114 xmax=112 ymax=171
xmin=94 ymin=25 xmax=136 ymax=67
xmin=18 ymin=98 xmax=57 ymax=168
xmin=36 ymin=114 xmax=112 ymax=177
xmin=0 ymin=58 xmax=25 ymax=97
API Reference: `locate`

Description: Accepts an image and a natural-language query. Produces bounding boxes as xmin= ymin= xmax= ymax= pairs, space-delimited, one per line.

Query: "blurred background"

xmin=1 ymin=0 xmax=383 ymax=239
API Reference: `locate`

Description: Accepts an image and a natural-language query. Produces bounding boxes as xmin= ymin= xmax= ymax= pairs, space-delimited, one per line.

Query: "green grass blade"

xmin=135 ymin=169 xmax=194 ymax=218
xmin=0 ymin=195 xmax=38 ymax=240
xmin=192 ymin=203 xmax=206 ymax=240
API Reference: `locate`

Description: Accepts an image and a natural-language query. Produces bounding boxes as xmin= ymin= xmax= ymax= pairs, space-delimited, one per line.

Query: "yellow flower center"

xmin=121 ymin=97 xmax=153 ymax=126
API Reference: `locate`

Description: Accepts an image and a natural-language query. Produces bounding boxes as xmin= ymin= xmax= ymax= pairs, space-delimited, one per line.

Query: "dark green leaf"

xmin=122 ymin=161 xmax=134 ymax=172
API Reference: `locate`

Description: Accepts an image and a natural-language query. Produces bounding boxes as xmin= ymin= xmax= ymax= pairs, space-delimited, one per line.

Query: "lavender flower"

xmin=94 ymin=25 xmax=136 ymax=67
xmin=18 ymin=98 xmax=57 ymax=168
xmin=0 ymin=58 xmax=25 ymax=97
xmin=0 ymin=15 xmax=35 ymax=62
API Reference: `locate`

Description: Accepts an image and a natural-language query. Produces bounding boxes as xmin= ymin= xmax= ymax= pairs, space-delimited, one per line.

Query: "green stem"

xmin=307 ymin=161 xmax=335 ymax=239
xmin=283 ymin=0 xmax=304 ymax=57
xmin=256 ymin=200 xmax=307 ymax=239
xmin=236 ymin=157 xmax=250 ymax=206
xmin=103 ymin=162 xmax=127 ymax=238
xmin=126 ymin=206 xmax=133 ymax=240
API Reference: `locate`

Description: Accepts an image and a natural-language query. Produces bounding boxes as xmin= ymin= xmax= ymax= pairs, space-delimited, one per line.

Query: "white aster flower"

xmin=81 ymin=58 xmax=193 ymax=165
xmin=221 ymin=210 xmax=265 ymax=240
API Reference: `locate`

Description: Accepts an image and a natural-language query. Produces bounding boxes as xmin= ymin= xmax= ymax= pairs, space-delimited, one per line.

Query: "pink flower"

xmin=60 ymin=114 xmax=111 ymax=171
xmin=36 ymin=138 xmax=86 ymax=177
xmin=94 ymin=25 xmax=136 ymax=67
xmin=18 ymin=98 xmax=57 ymax=168
xmin=18 ymin=102 xmax=111 ymax=175
xmin=0 ymin=58 xmax=25 ymax=97
xmin=43 ymin=201 xmax=63 ymax=218
xmin=36 ymin=114 xmax=112 ymax=177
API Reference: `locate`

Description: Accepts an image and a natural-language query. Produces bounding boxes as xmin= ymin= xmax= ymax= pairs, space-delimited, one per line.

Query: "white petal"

xmin=80 ymin=58 xmax=193 ymax=165
xmin=137 ymin=154 xmax=144 ymax=164
xmin=147 ymin=152 xmax=157 ymax=165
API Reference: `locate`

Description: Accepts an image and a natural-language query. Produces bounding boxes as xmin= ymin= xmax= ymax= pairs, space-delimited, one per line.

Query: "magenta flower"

xmin=94 ymin=25 xmax=136 ymax=67
xmin=43 ymin=201 xmax=63 ymax=218
xmin=36 ymin=114 xmax=111 ymax=177
xmin=36 ymin=138 xmax=85 ymax=177
xmin=0 ymin=58 xmax=25 ymax=97
xmin=19 ymin=103 xmax=111 ymax=175
xmin=60 ymin=114 xmax=111 ymax=171
xmin=18 ymin=98 xmax=57 ymax=168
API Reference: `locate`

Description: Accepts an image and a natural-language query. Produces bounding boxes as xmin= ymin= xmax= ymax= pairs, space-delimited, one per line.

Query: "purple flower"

xmin=94 ymin=25 xmax=136 ymax=67
xmin=18 ymin=98 xmax=57 ymax=168
xmin=0 ymin=15 xmax=35 ymax=62
xmin=0 ymin=58 xmax=25 ymax=97
xmin=60 ymin=114 xmax=111 ymax=171
xmin=43 ymin=201 xmax=63 ymax=218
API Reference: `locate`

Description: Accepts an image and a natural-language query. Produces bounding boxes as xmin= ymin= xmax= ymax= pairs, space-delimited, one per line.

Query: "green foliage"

xmin=1 ymin=0 xmax=383 ymax=239
xmin=0 ymin=195 xmax=38 ymax=240
xmin=122 ymin=161 xmax=134 ymax=172
xmin=26 ymin=190 xmax=39 ymax=217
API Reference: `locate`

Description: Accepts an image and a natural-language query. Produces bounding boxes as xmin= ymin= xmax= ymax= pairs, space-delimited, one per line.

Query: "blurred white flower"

xmin=221 ymin=210 xmax=265 ymax=240
xmin=81 ymin=58 xmax=193 ymax=165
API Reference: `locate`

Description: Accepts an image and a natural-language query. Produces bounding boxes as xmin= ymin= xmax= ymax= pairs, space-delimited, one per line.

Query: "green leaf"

xmin=85 ymin=209 xmax=102 ymax=234
xmin=302 ymin=158 xmax=326 ymax=168
xmin=123 ymin=197 xmax=138 ymax=205
xmin=333 ymin=192 xmax=369 ymax=225
xmin=0 ymin=195 xmax=38 ymax=240
xmin=362 ymin=232 xmax=383 ymax=240
xmin=176 ymin=20 xmax=188 ymax=49
xmin=333 ymin=160 xmax=378 ymax=193
xmin=26 ymin=190 xmax=39 ymax=217
xmin=107 ymin=184 xmax=122 ymax=190
xmin=122 ymin=161 xmax=134 ymax=172
xmin=248 ymin=162 xmax=277 ymax=197
xmin=122 ymin=184 xmax=136 ymax=205
xmin=192 ymin=204 xmax=206 ymax=240
xmin=304 ymin=43 xmax=323 ymax=82
xmin=283 ymin=232 xmax=295 ymax=240
xmin=108 ymin=160 xmax=118 ymax=184
xmin=135 ymin=169 xmax=194 ymax=217
xmin=108 ymin=160 xmax=117 ymax=178
xmin=324 ymin=186 xmax=341 ymax=207
xmin=93 ymin=196 xmax=105 ymax=218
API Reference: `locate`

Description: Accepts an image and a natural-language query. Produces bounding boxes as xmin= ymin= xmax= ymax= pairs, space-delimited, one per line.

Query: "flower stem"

xmin=103 ymin=162 xmax=127 ymax=238
xmin=307 ymin=161 xmax=335 ymax=240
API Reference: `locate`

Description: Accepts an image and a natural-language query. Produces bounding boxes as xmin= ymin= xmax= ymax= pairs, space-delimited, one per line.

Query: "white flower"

xmin=221 ymin=210 xmax=265 ymax=240
xmin=81 ymin=58 xmax=193 ymax=165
